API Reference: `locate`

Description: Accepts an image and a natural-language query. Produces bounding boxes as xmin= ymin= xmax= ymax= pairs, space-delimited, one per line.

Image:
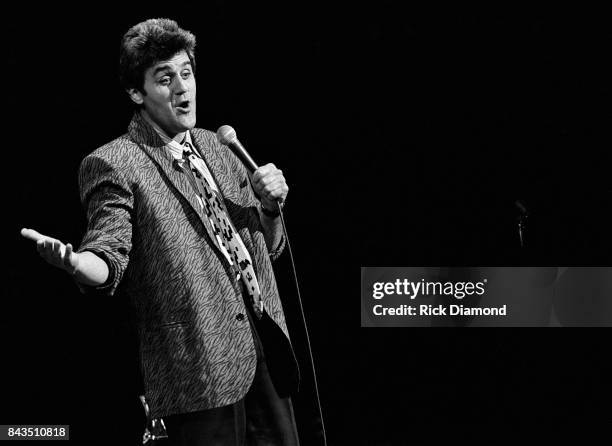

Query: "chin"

xmin=179 ymin=115 xmax=196 ymax=130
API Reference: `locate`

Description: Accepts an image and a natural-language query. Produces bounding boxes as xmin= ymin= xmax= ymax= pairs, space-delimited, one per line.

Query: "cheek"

xmin=145 ymin=95 xmax=168 ymax=110
xmin=157 ymin=102 xmax=176 ymax=119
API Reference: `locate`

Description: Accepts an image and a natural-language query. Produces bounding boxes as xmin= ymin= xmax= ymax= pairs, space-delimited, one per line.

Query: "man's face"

xmin=130 ymin=51 xmax=196 ymax=136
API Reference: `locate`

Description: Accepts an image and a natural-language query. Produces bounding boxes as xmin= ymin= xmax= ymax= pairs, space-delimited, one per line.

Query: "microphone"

xmin=216 ymin=125 xmax=259 ymax=173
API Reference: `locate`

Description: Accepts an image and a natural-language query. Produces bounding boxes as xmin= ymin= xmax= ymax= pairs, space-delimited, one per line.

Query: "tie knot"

xmin=182 ymin=142 xmax=194 ymax=159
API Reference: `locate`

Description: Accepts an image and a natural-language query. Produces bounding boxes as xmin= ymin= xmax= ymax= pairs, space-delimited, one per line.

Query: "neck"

xmin=140 ymin=110 xmax=186 ymax=143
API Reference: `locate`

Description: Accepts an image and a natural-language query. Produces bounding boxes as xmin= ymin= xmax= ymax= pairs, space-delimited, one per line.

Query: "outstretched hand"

xmin=20 ymin=228 xmax=79 ymax=274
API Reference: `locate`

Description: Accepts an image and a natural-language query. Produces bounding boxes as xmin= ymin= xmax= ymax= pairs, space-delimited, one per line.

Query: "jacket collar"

xmin=127 ymin=110 xmax=168 ymax=149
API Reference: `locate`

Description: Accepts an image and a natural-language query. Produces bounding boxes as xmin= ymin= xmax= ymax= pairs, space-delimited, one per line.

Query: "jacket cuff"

xmin=76 ymin=230 xmax=129 ymax=296
xmin=268 ymin=233 xmax=286 ymax=262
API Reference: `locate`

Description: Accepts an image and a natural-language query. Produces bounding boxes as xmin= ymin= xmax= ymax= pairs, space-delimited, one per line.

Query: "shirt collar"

xmin=140 ymin=110 xmax=193 ymax=159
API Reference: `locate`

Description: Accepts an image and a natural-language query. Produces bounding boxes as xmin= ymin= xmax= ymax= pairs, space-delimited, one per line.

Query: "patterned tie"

xmin=179 ymin=142 xmax=263 ymax=319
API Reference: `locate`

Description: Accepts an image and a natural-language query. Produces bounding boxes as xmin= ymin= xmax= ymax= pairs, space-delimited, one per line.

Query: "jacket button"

xmin=236 ymin=313 xmax=245 ymax=321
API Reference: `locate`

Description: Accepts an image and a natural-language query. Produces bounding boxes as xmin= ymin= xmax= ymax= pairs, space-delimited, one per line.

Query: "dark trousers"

xmin=164 ymin=305 xmax=300 ymax=446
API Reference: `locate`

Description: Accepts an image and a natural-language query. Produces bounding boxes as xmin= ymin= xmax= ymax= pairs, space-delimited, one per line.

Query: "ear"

xmin=127 ymin=88 xmax=144 ymax=105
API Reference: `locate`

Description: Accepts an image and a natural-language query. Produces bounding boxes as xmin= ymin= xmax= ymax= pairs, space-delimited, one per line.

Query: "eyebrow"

xmin=153 ymin=61 xmax=192 ymax=77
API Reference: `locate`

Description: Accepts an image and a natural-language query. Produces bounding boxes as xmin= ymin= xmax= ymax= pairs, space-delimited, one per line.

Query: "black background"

xmin=3 ymin=2 xmax=612 ymax=445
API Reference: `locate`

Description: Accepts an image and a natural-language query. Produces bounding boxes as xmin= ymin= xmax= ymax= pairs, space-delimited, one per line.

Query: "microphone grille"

xmin=217 ymin=125 xmax=237 ymax=145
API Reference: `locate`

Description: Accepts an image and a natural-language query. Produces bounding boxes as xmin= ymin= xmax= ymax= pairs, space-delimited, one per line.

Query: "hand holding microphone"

xmin=217 ymin=125 xmax=288 ymax=215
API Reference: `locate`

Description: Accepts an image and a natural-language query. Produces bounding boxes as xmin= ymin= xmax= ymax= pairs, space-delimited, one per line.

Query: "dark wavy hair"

xmin=119 ymin=18 xmax=196 ymax=93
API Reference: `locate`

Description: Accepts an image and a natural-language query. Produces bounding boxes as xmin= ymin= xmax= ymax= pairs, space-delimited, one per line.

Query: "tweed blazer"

xmin=77 ymin=112 xmax=295 ymax=417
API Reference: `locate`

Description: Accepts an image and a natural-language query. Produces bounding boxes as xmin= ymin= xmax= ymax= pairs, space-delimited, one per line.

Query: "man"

xmin=21 ymin=18 xmax=301 ymax=445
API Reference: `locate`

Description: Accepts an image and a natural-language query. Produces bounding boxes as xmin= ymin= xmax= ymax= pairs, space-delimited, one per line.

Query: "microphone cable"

xmin=276 ymin=200 xmax=328 ymax=446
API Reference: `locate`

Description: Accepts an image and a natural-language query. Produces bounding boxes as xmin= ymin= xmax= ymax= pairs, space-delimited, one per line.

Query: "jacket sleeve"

xmin=76 ymin=154 xmax=133 ymax=296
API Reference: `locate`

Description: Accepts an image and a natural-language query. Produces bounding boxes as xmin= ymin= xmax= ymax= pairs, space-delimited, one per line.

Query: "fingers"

xmin=28 ymin=231 xmax=75 ymax=272
xmin=252 ymin=164 xmax=288 ymax=196
xmin=21 ymin=228 xmax=47 ymax=242
xmin=259 ymin=182 xmax=289 ymax=211
xmin=37 ymin=239 xmax=54 ymax=265
xmin=35 ymin=238 xmax=66 ymax=266
xmin=52 ymin=240 xmax=63 ymax=260
xmin=64 ymin=243 xmax=73 ymax=263
xmin=252 ymin=163 xmax=279 ymax=186
xmin=37 ymin=238 xmax=53 ymax=258
xmin=64 ymin=243 xmax=76 ymax=273
xmin=261 ymin=183 xmax=288 ymax=199
xmin=255 ymin=172 xmax=285 ymax=189
xmin=36 ymin=239 xmax=46 ymax=255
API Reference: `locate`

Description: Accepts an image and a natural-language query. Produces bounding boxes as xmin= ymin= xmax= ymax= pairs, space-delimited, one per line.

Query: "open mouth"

xmin=175 ymin=100 xmax=191 ymax=112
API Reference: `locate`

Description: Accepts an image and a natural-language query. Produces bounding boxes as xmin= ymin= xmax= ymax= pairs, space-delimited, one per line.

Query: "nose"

xmin=173 ymin=76 xmax=189 ymax=95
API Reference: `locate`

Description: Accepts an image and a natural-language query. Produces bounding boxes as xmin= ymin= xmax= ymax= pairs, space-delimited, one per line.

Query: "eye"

xmin=158 ymin=76 xmax=171 ymax=86
xmin=181 ymin=70 xmax=192 ymax=80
